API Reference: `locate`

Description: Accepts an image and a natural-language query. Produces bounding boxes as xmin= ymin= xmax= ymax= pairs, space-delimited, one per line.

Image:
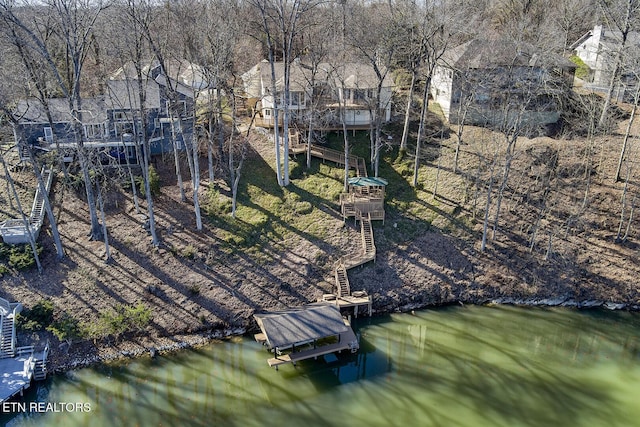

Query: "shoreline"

xmin=49 ymin=296 xmax=639 ymax=374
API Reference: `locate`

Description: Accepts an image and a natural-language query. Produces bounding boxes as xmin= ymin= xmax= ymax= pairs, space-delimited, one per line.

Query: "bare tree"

xmin=108 ymin=0 xmax=160 ymax=246
xmin=249 ymin=0 xmax=323 ymax=187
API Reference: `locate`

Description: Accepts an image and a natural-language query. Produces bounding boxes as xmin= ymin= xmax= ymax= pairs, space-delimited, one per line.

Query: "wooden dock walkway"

xmin=288 ymin=136 xmax=385 ymax=317
xmin=289 ymin=142 xmax=368 ymax=177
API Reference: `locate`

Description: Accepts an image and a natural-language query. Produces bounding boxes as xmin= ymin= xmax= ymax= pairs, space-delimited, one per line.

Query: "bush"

xmin=569 ymin=55 xmax=591 ymax=80
xmin=137 ymin=165 xmax=160 ymax=197
xmin=17 ymin=299 xmax=55 ymax=331
xmin=83 ymin=303 xmax=152 ymax=342
xmin=0 ymin=243 xmax=42 ymax=271
xmin=47 ymin=312 xmax=82 ymax=345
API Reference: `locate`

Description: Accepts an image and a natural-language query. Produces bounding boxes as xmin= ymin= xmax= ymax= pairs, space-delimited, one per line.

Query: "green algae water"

xmin=3 ymin=305 xmax=640 ymax=427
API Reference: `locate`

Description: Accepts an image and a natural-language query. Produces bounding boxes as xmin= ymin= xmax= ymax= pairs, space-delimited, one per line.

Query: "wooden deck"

xmin=0 ymin=353 xmax=34 ymax=403
xmin=266 ymin=324 xmax=359 ymax=370
xmin=321 ymin=294 xmax=373 ymax=318
xmin=289 ymin=142 xmax=367 ymax=177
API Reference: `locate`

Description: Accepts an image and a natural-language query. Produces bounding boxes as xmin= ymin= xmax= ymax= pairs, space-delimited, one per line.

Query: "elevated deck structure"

xmin=0 ymin=166 xmax=53 ymax=245
xmin=254 ymin=304 xmax=359 ymax=370
xmin=0 ymin=297 xmax=48 ymax=402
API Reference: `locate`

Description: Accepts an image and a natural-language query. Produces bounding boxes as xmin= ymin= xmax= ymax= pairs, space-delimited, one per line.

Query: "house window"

xmin=354 ymin=89 xmax=367 ymax=102
xmin=84 ymin=123 xmax=105 ymax=139
xmin=115 ymin=122 xmax=134 ymax=137
xmin=264 ymin=109 xmax=272 ymax=117
xmin=344 ymin=89 xmax=352 ymax=103
xmin=166 ymin=101 xmax=187 ymax=116
xmin=113 ymin=111 xmax=129 ymax=121
xmin=43 ymin=127 xmax=53 ymax=143
xmin=290 ymin=91 xmax=303 ymax=106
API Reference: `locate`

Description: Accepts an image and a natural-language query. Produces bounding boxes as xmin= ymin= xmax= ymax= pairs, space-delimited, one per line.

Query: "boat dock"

xmin=263 ymin=326 xmax=358 ymax=369
xmin=254 ymin=304 xmax=359 ymax=370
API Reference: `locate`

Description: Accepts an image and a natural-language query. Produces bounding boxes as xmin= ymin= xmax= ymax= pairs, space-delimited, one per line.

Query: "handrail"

xmin=0 ymin=297 xmax=10 ymax=316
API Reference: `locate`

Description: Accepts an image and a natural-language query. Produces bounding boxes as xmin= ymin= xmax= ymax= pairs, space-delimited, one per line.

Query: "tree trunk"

xmin=598 ymin=0 xmax=633 ymax=129
xmin=413 ymin=77 xmax=431 ymax=187
xmin=400 ymin=69 xmax=417 ymax=155
xmin=170 ymin=114 xmax=187 ymax=203
xmin=614 ymin=84 xmax=640 ymax=182
xmin=491 ymin=135 xmax=517 ymax=241
xmin=96 ymin=180 xmax=111 ymax=262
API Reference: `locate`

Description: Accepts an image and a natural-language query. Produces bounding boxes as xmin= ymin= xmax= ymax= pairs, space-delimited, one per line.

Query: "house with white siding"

xmin=431 ymin=39 xmax=575 ymax=129
xmin=241 ymin=59 xmax=393 ymax=129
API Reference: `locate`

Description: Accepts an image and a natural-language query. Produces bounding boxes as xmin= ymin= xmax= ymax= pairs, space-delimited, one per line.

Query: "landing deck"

xmin=322 ymin=294 xmax=373 ymax=318
xmin=0 ymin=354 xmax=34 ymax=403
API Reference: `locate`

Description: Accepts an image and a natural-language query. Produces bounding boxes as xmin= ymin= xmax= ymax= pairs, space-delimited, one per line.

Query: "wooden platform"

xmin=0 ymin=352 xmax=34 ymax=403
xmin=266 ymin=325 xmax=359 ymax=369
xmin=322 ymin=294 xmax=372 ymax=318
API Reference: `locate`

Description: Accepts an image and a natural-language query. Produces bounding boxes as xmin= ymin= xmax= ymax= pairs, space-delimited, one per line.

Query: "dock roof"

xmin=254 ymin=304 xmax=349 ymax=349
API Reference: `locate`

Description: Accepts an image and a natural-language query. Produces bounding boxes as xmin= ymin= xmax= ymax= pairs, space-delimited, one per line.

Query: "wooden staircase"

xmin=361 ymin=217 xmax=375 ymax=255
xmin=286 ymin=132 xmax=382 ymax=302
xmin=33 ymin=342 xmax=49 ymax=381
xmin=0 ymin=316 xmax=15 ymax=358
xmin=0 ymin=166 xmax=53 ymax=244
xmin=335 ymin=264 xmax=350 ymax=297
xmin=0 ymin=299 xmax=17 ymax=359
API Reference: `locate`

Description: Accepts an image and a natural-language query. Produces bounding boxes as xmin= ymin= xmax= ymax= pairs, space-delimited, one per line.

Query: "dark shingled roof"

xmin=254 ymin=304 xmax=348 ymax=349
xmin=14 ymin=97 xmax=107 ymax=124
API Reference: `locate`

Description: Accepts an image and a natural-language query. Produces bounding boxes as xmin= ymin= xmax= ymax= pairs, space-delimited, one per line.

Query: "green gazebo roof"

xmin=347 ymin=177 xmax=388 ymax=187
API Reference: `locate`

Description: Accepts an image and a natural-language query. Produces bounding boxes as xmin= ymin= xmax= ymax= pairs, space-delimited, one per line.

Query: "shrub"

xmin=0 ymin=243 xmax=42 ymax=271
xmin=181 ymin=245 xmax=197 ymax=259
xmin=83 ymin=303 xmax=152 ymax=342
xmin=138 ymin=165 xmax=160 ymax=197
xmin=569 ymin=55 xmax=591 ymax=80
xmin=17 ymin=299 xmax=55 ymax=331
xmin=47 ymin=312 xmax=82 ymax=345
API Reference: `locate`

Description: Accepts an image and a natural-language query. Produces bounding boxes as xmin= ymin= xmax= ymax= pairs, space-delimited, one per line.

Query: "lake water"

xmin=3 ymin=305 xmax=640 ymax=427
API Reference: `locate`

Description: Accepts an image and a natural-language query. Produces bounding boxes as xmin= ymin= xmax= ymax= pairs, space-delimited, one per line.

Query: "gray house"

xmin=13 ymin=60 xmax=205 ymax=161
xmin=431 ymin=39 xmax=575 ymax=129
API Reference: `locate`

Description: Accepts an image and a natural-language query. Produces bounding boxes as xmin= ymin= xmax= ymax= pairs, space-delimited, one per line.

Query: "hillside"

xmin=1 ymin=115 xmax=639 ymax=370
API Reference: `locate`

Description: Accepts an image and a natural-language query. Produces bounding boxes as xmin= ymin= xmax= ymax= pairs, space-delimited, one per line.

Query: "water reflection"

xmin=3 ymin=306 xmax=640 ymax=427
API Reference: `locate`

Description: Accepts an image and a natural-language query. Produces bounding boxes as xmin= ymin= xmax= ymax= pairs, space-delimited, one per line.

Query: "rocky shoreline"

xmin=48 ymin=296 xmax=638 ymax=375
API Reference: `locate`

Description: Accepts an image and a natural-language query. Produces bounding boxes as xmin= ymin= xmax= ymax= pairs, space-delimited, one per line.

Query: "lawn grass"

xmin=203 ymin=128 xmax=473 ymax=258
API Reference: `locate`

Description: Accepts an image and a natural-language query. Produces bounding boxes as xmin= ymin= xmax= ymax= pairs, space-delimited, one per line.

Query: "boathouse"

xmin=254 ymin=304 xmax=359 ymax=369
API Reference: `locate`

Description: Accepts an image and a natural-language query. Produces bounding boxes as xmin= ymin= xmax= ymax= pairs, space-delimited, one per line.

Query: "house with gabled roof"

xmin=241 ymin=59 xmax=393 ymax=129
xmin=12 ymin=60 xmax=208 ymax=160
xmin=431 ymin=38 xmax=575 ymax=129
xmin=570 ymin=24 xmax=640 ymax=99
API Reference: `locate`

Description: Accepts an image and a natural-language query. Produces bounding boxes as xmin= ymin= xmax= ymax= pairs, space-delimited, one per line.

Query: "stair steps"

xmin=0 ymin=315 xmax=16 ymax=358
xmin=335 ymin=264 xmax=350 ymax=298
xmin=33 ymin=357 xmax=47 ymax=381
